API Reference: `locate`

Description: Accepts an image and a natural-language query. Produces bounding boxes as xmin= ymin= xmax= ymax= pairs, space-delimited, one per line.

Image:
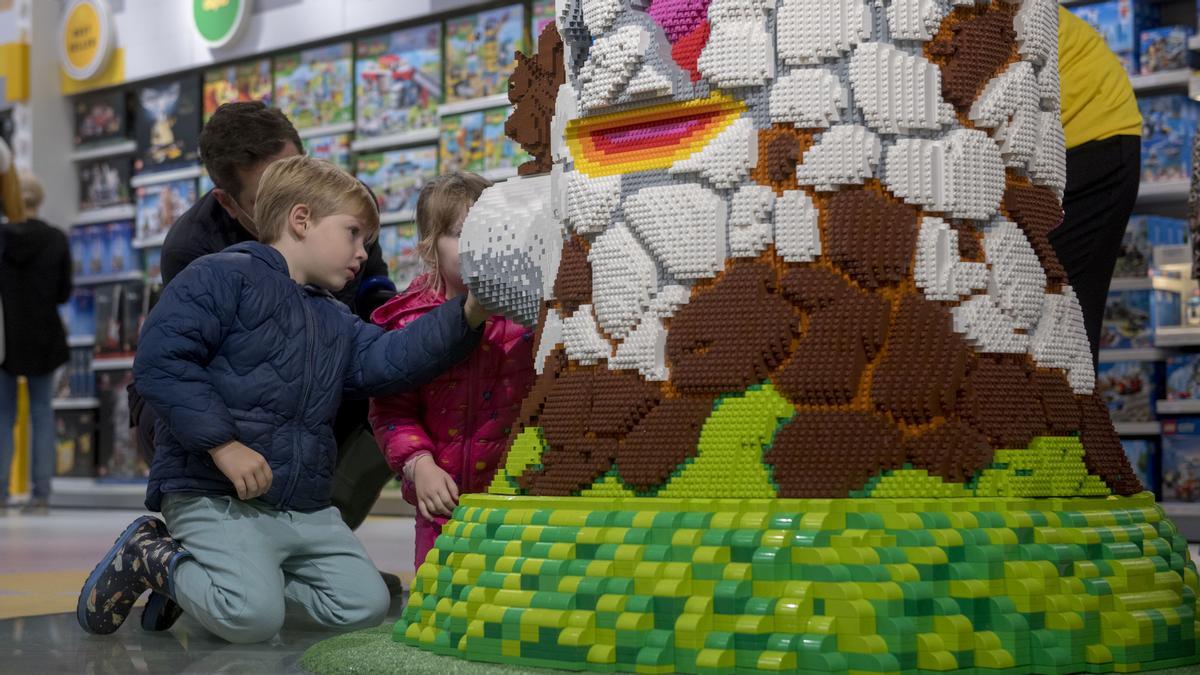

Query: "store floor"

xmin=0 ymin=508 xmax=417 ymax=674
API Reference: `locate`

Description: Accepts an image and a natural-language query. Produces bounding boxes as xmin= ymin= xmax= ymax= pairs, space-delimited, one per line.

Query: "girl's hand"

xmin=463 ymin=292 xmax=489 ymax=329
xmin=411 ymin=455 xmax=460 ymax=519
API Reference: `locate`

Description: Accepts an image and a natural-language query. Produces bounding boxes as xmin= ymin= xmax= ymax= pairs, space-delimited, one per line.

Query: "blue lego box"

xmin=1101 ymin=288 xmax=1181 ymax=349
xmin=1139 ymin=26 xmax=1195 ymax=74
xmin=105 ymin=221 xmax=137 ymax=275
xmin=1161 ymin=418 xmax=1200 ymax=500
xmin=1122 ymin=438 xmax=1160 ymax=495
xmin=1115 ymin=215 xmax=1189 ymax=277
xmin=1166 ymin=354 xmax=1200 ymax=399
xmin=1070 ymin=0 xmax=1160 ymax=75
xmin=1139 ymin=94 xmax=1200 ymax=183
xmin=1097 ymin=360 xmax=1163 ymax=421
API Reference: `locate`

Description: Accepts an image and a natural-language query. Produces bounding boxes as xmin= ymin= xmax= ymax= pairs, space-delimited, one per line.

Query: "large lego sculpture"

xmin=397 ymin=1 xmax=1200 ymax=672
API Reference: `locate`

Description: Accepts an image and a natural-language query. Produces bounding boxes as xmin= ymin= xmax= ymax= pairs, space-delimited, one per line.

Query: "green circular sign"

xmin=193 ymin=0 xmax=250 ymax=49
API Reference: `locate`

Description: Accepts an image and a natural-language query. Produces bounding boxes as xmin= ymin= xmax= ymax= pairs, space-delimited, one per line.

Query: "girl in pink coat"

xmin=370 ymin=172 xmax=535 ymax=569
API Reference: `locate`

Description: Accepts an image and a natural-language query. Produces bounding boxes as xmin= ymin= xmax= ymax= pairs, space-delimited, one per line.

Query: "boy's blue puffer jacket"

xmin=134 ymin=242 xmax=481 ymax=512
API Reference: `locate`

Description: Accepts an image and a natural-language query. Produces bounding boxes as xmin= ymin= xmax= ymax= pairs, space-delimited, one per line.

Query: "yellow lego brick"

xmin=757 ymin=650 xmax=796 ymax=671
xmin=586 ymin=643 xmax=616 ymax=665
xmin=695 ymin=648 xmax=734 ymax=670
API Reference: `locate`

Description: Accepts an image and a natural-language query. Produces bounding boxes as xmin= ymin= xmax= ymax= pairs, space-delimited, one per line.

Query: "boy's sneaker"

xmin=140 ymin=592 xmax=183 ymax=632
xmin=77 ymin=516 xmax=192 ymax=635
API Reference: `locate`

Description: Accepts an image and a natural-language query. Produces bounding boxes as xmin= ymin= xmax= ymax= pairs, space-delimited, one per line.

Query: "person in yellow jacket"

xmin=1052 ymin=6 xmax=1143 ymax=363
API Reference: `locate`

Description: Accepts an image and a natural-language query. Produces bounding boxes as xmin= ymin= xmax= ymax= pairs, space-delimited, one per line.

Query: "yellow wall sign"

xmin=59 ymin=0 xmax=114 ymax=81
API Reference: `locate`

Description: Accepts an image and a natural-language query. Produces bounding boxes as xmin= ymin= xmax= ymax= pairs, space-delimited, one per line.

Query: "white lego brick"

xmin=589 ymin=223 xmax=659 ymax=341
xmin=625 ymin=183 xmax=728 ymax=280
xmin=914 ymin=216 xmax=988 ymax=301
xmin=728 ymin=183 xmax=777 ymax=259
xmin=887 ymin=0 xmax=950 ymax=42
xmin=564 ymin=170 xmax=622 ymax=235
xmin=551 ymin=80 xmax=578 ymax=163
xmin=646 ymin=284 xmax=691 ymax=318
xmin=1030 ymin=111 xmax=1067 ymax=198
xmin=625 ymin=60 xmax=675 ymax=99
xmin=969 ymin=60 xmax=1040 ymax=168
xmin=768 ymin=67 xmax=848 ymax=129
xmin=1030 ymin=285 xmax=1096 ymax=394
xmin=774 ymin=188 xmax=822 ymax=263
xmin=578 ymin=23 xmax=650 ymax=112
xmin=582 ymin=0 xmax=622 ymax=35
xmin=777 ymin=0 xmax=873 ymax=65
xmin=794 ymin=124 xmax=881 ymax=191
xmin=882 ymin=128 xmax=1005 ymax=220
xmin=668 ymin=115 xmax=757 ymax=190
xmin=563 ymin=304 xmax=614 ymax=365
xmin=983 ymin=217 xmax=1047 ymax=331
xmin=697 ymin=0 xmax=775 ymax=88
xmin=611 ymin=314 xmax=670 ymax=381
xmin=535 ymin=307 xmax=565 ymax=375
xmin=1037 ymin=45 xmax=1061 ymax=112
xmin=951 ymin=294 xmax=1031 ymax=354
xmin=849 ymin=41 xmax=955 ymax=134
xmin=1013 ymin=0 xmax=1058 ymax=67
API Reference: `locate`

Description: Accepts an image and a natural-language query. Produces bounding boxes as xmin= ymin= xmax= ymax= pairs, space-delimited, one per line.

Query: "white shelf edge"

xmin=132 ymin=233 xmax=168 ymax=250
xmin=1099 ymin=347 xmax=1168 ymax=363
xmin=437 ymin=93 xmax=512 ymax=117
xmin=92 ymin=356 xmax=135 ymax=371
xmin=297 ymin=121 xmax=356 ymax=140
xmin=1158 ymin=399 xmax=1200 ymax=415
xmin=50 ymin=477 xmax=147 ymax=497
xmin=1137 ymin=180 xmax=1192 ymax=205
xmin=1155 ymin=326 xmax=1200 ymax=348
xmin=130 ymin=165 xmax=202 ymax=188
xmin=69 ymin=140 xmax=136 ymax=162
xmin=350 ymin=127 xmax=439 ymax=152
xmin=52 ymin=397 xmax=100 ymax=411
xmin=1130 ymin=69 xmax=1192 ymax=92
xmin=67 ymin=335 xmax=95 ymax=348
xmin=1114 ymin=421 xmax=1162 ymax=436
xmin=1190 ymin=34 xmax=1200 ymax=52
xmin=73 ymin=204 xmax=136 ymax=225
xmin=481 ymin=166 xmax=520 ymax=182
xmin=380 ymin=210 xmax=415 ymax=225
xmin=73 ymin=270 xmax=143 ymax=286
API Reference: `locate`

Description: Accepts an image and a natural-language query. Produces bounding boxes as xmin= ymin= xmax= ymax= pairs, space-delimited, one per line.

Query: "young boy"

xmin=77 ymin=156 xmax=490 ymax=643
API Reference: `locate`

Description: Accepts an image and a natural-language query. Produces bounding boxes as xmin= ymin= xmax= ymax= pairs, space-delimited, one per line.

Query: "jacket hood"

xmin=2 ymin=220 xmax=59 ymax=267
xmin=371 ymin=273 xmax=444 ymax=329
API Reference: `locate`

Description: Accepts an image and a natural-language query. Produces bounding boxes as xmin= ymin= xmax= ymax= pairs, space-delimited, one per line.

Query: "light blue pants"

xmin=0 ymin=371 xmax=56 ymax=502
xmin=162 ymin=494 xmax=389 ymax=644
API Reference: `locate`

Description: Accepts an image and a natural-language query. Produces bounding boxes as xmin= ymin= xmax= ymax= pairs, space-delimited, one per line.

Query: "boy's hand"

xmin=209 ymin=441 xmax=273 ymax=500
xmin=411 ymin=455 xmax=459 ymax=520
xmin=463 ymin=292 xmax=489 ymax=330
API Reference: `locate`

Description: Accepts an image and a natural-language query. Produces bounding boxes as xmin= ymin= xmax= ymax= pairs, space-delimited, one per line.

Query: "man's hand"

xmin=463 ymin=292 xmax=489 ymax=330
xmin=209 ymin=441 xmax=273 ymax=500
xmin=411 ymin=454 xmax=459 ymax=520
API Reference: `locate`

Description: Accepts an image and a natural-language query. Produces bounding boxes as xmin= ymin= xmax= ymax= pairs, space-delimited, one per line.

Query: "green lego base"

xmin=395 ymin=493 xmax=1200 ymax=674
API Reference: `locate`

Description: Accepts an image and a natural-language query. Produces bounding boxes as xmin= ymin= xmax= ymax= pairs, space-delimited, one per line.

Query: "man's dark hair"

xmin=199 ymin=101 xmax=303 ymax=200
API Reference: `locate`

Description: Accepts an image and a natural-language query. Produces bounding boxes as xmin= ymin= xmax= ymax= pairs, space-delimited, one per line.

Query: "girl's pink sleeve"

xmin=369 ymin=391 xmax=436 ymax=475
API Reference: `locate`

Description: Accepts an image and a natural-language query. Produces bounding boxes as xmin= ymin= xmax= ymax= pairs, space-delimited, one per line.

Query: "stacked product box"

xmin=1122 ymin=438 xmax=1160 ymax=496
xmin=1114 ymin=215 xmax=1189 ymax=278
xmin=1097 ymin=360 xmax=1163 ymax=422
xmin=54 ymin=409 xmax=98 ymax=478
xmin=1139 ymin=26 xmax=1195 ymax=74
xmin=1100 ymin=286 xmax=1181 ymax=349
xmin=1070 ymin=0 xmax=1160 ymax=75
xmin=1139 ymin=94 xmax=1200 ymax=184
xmin=1161 ymin=418 xmax=1200 ymax=501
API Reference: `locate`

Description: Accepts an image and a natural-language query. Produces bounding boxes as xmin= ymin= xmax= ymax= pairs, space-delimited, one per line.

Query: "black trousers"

xmin=1049 ymin=135 xmax=1142 ymax=364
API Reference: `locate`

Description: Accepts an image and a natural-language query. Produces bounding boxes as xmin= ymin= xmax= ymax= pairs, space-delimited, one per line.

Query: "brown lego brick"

xmin=554 ymin=236 xmax=592 ymax=317
xmin=1078 ymin=393 xmax=1144 ymax=496
xmin=824 ymin=188 xmax=920 ymax=288
xmin=750 ymin=124 xmax=815 ymax=195
xmin=955 ymin=354 xmax=1045 ymax=450
xmin=904 ymin=417 xmax=994 ymax=484
xmin=766 ymin=410 xmax=905 ymax=498
xmin=872 ymin=292 xmax=970 ymax=424
xmin=507 ymin=22 xmax=566 ymax=176
xmin=927 ymin=4 xmax=1018 ymax=113
xmin=1032 ymin=369 xmax=1082 ymax=435
xmin=617 ymin=396 xmax=713 ymax=490
xmin=1003 ymin=181 xmax=1068 ymax=288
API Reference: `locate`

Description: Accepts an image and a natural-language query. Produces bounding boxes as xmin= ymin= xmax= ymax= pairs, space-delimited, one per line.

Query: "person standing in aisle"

xmin=1051 ymin=6 xmax=1143 ymax=363
xmin=0 ymin=172 xmax=72 ymax=514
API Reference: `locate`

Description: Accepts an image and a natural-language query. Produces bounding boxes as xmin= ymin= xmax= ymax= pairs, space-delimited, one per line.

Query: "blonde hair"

xmin=253 ymin=155 xmax=379 ymax=244
xmin=415 ymin=171 xmax=492 ymax=293
xmin=19 ymin=171 xmax=43 ymax=212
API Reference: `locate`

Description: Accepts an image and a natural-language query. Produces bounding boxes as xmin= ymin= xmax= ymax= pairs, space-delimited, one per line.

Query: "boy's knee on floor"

xmin=211 ymin=610 xmax=286 ymax=644
xmin=337 ymin=581 xmax=390 ymax=629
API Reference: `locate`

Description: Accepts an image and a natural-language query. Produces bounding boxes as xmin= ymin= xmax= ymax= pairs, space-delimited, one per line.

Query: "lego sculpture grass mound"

xmin=396 ymin=0 xmax=1200 ymax=672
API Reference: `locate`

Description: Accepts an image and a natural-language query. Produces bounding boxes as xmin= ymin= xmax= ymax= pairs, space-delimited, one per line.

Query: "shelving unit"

xmin=349 ymin=126 xmax=439 ymax=152
xmin=73 ymin=270 xmax=144 ymax=286
xmin=1099 ymin=347 xmax=1169 ymax=363
xmin=92 ymin=356 xmax=135 ymax=371
xmin=129 ymin=164 xmax=203 ymax=188
xmin=1115 ymin=421 xmax=1164 ymax=435
xmin=296 ymin=121 xmax=357 ymax=140
xmin=68 ymin=140 xmax=136 ymax=162
xmin=51 ymin=397 xmax=100 ymax=411
xmin=437 ymin=93 xmax=512 ymax=117
xmin=74 ymin=204 xmax=136 ymax=225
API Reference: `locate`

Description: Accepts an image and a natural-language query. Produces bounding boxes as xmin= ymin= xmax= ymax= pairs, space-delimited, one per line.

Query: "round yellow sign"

xmin=59 ymin=0 xmax=114 ymax=81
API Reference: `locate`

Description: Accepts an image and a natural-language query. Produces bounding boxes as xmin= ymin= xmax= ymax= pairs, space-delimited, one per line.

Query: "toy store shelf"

xmin=74 ymin=270 xmax=143 ymax=286
xmin=1130 ymin=69 xmax=1193 ymax=92
xmin=1137 ymin=180 xmax=1192 ymax=205
xmin=380 ymin=210 xmax=415 ymax=225
xmin=52 ymin=397 xmax=99 ymax=411
xmin=1191 ymin=35 xmax=1200 ymax=52
xmin=74 ymin=204 xmax=136 ymax=225
xmin=49 ymin=477 xmax=147 ymax=510
xmin=1114 ymin=421 xmax=1163 ymax=435
xmin=1158 ymin=399 xmax=1200 ymax=415
xmin=1099 ymin=347 xmax=1168 ymax=363
xmin=130 ymin=165 xmax=202 ymax=188
xmin=132 ymin=233 xmax=168 ymax=250
xmin=67 ymin=335 xmax=95 ymax=348
xmin=481 ymin=166 xmax=519 ymax=182
xmin=350 ymin=127 xmax=439 ymax=152
xmin=370 ymin=491 xmax=416 ymax=518
xmin=68 ymin=140 xmax=136 ymax=162
xmin=1155 ymin=326 xmax=1200 ymax=347
xmin=438 ymin=93 xmax=511 ymax=117
xmin=1160 ymin=502 xmax=1200 ymax=541
xmin=297 ymin=122 xmax=356 ymax=140
xmin=92 ymin=356 xmax=135 ymax=371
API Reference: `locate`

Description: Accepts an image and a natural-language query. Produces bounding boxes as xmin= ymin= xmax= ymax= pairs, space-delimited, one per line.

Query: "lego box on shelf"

xmin=1162 ymin=418 xmax=1200 ymax=500
xmin=95 ymin=368 xmax=147 ymax=481
xmin=355 ymin=145 xmax=437 ymax=217
xmin=202 ymin=58 xmax=273 ymax=121
xmin=1097 ymin=360 xmax=1162 ymax=421
xmin=1070 ymin=0 xmax=1159 ymax=74
xmin=1100 ymin=287 xmax=1181 ymax=348
xmin=302 ymin=133 xmax=352 ymax=171
xmin=274 ymin=43 xmax=353 ymax=131
xmin=355 ymin=23 xmax=442 ymax=138
xmin=134 ymin=75 xmax=201 ymax=174
xmin=135 ymin=179 xmax=196 ymax=245
xmin=78 ymin=157 xmax=131 ymax=211
xmin=444 ymin=4 xmax=525 ymax=103
xmin=1167 ymin=354 xmax=1200 ymax=399
xmin=1139 ymin=26 xmax=1196 ymax=74
xmin=73 ymin=89 xmax=127 ymax=147
xmin=105 ymin=221 xmax=137 ymax=275
xmin=1139 ymin=94 xmax=1199 ymax=184
xmin=1122 ymin=438 xmax=1160 ymax=495
xmin=54 ymin=409 xmax=98 ymax=478
xmin=1114 ymin=215 xmax=1188 ymax=278
xmin=378 ymin=223 xmax=421 ymax=290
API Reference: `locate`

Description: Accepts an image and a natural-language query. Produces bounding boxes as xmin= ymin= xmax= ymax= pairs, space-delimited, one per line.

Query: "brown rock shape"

xmin=766 ymin=133 xmax=802 ymax=184
xmin=904 ymin=418 xmax=994 ymax=484
xmin=1032 ymin=369 xmax=1083 ymax=435
xmin=1078 ymin=393 xmax=1144 ymax=496
xmin=775 ymin=266 xmax=890 ymax=406
xmin=1003 ymin=181 xmax=1068 ymax=288
xmin=825 ymin=188 xmax=920 ymax=288
xmin=507 ymin=22 xmax=566 ymax=176
xmin=750 ymin=125 xmax=814 ymax=194
xmin=553 ymin=236 xmax=592 ymax=317
xmin=666 ymin=261 xmax=798 ymax=395
xmin=617 ymin=396 xmax=713 ymax=491
xmin=955 ymin=354 xmax=1045 ymax=449
xmin=766 ymin=411 xmax=905 ymax=498
xmin=949 ymin=220 xmax=985 ymax=261
xmin=927 ymin=6 xmax=1017 ymax=112
xmin=872 ymin=292 xmax=969 ymax=424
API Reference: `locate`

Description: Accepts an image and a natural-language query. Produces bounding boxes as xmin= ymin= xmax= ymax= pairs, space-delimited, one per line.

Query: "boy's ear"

xmin=288 ymin=203 xmax=310 ymax=239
